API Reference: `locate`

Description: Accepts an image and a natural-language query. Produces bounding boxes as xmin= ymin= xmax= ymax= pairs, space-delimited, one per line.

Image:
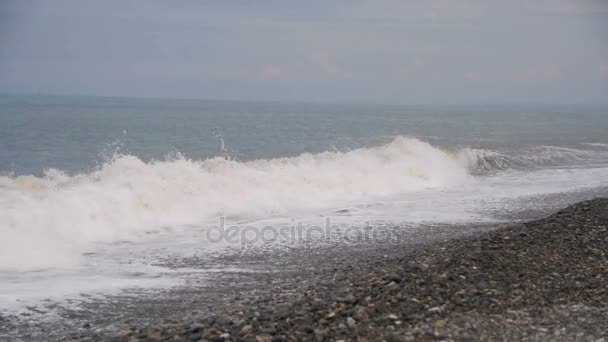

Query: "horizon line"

xmin=2 ymin=91 xmax=608 ymax=108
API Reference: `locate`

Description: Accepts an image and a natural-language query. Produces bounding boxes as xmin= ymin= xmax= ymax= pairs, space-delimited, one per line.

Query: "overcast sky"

xmin=1 ymin=0 xmax=607 ymax=104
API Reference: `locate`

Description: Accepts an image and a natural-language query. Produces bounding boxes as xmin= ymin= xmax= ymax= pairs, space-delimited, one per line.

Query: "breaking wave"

xmin=0 ymin=137 xmax=470 ymax=270
xmin=1 ymin=136 xmax=604 ymax=271
xmin=460 ymin=145 xmax=600 ymax=173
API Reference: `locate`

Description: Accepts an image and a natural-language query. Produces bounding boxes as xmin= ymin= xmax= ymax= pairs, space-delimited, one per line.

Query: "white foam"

xmin=458 ymin=145 xmax=601 ymax=172
xmin=582 ymin=142 xmax=608 ymax=148
xmin=0 ymin=267 xmax=177 ymax=312
xmin=0 ymin=137 xmax=471 ymax=271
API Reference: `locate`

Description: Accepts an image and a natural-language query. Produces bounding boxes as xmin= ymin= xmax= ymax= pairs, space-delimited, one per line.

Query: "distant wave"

xmin=582 ymin=142 xmax=608 ymax=148
xmin=460 ymin=145 xmax=600 ymax=173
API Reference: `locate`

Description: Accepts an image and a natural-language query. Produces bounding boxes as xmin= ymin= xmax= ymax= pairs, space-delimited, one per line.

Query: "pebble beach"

xmin=25 ymin=198 xmax=605 ymax=341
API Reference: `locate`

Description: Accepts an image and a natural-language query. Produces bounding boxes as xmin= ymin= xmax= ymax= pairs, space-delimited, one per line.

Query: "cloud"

xmin=599 ymin=64 xmax=608 ymax=78
xmin=514 ymin=60 xmax=567 ymax=83
xmin=256 ymin=65 xmax=285 ymax=80
xmin=547 ymin=0 xmax=608 ymax=14
xmin=464 ymin=72 xmax=482 ymax=82
xmin=310 ymin=50 xmax=339 ymax=75
xmin=344 ymin=0 xmax=608 ymax=22
xmin=245 ymin=49 xmax=352 ymax=82
xmin=0 ymin=0 xmax=606 ymax=103
xmin=309 ymin=49 xmax=354 ymax=80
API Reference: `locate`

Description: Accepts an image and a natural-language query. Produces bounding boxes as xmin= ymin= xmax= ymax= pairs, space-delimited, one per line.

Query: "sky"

xmin=1 ymin=0 xmax=607 ymax=104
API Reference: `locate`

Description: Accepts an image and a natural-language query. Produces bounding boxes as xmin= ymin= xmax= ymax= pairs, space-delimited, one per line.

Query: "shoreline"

xmin=3 ymin=198 xmax=608 ymax=341
xmin=83 ymin=199 xmax=608 ymax=340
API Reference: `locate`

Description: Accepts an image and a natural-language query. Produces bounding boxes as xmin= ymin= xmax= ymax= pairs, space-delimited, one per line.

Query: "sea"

xmin=1 ymin=94 xmax=608 ymax=312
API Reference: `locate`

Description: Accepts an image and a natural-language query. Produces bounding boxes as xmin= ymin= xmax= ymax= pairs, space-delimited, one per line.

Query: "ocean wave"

xmin=0 ymin=137 xmax=471 ymax=271
xmin=460 ymin=145 xmax=599 ymax=173
xmin=582 ymin=142 xmax=608 ymax=148
xmin=2 ymin=136 xmax=605 ymax=271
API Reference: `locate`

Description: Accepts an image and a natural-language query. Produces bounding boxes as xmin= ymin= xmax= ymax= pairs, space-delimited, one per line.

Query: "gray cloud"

xmin=0 ymin=0 xmax=606 ymax=104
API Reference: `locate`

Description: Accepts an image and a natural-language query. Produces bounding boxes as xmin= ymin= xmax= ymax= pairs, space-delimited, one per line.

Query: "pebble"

xmin=35 ymin=199 xmax=608 ymax=342
xmin=346 ymin=317 xmax=356 ymax=328
xmin=240 ymin=324 xmax=253 ymax=336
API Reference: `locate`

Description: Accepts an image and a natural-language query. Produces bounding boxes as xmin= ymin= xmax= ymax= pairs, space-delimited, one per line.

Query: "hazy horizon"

xmin=1 ymin=0 xmax=607 ymax=105
xmin=4 ymin=91 xmax=608 ymax=107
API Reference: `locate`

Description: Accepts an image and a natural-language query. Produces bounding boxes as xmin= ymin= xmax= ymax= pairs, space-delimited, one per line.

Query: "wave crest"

xmin=0 ymin=137 xmax=470 ymax=270
xmin=460 ymin=146 xmax=598 ymax=173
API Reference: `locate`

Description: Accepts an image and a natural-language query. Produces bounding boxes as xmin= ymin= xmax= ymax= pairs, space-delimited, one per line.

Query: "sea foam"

xmin=0 ymin=137 xmax=471 ymax=271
